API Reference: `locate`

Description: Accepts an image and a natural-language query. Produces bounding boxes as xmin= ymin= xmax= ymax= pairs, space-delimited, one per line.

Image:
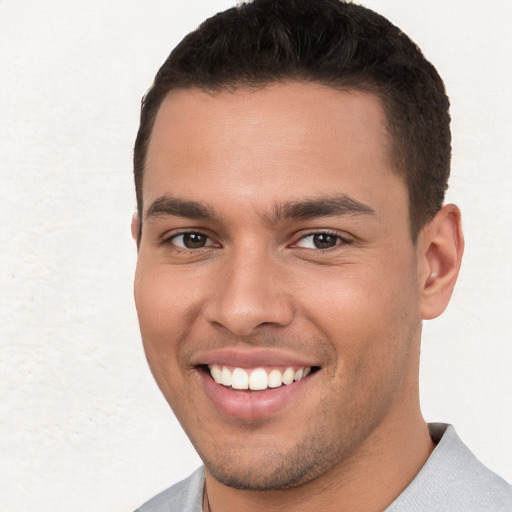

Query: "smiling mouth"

xmin=206 ymin=364 xmax=318 ymax=391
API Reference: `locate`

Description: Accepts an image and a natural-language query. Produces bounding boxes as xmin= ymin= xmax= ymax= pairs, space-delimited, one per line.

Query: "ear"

xmin=131 ymin=212 xmax=140 ymax=244
xmin=417 ymin=204 xmax=464 ymax=320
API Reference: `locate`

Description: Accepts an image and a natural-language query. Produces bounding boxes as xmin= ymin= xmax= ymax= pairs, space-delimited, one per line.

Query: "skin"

xmin=133 ymin=82 xmax=463 ymax=511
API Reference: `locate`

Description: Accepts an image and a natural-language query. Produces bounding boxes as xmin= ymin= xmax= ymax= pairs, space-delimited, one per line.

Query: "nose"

xmin=203 ymin=247 xmax=295 ymax=336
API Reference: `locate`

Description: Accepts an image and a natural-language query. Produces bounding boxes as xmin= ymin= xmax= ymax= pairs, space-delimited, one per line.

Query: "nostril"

xmin=202 ymin=272 xmax=295 ymax=336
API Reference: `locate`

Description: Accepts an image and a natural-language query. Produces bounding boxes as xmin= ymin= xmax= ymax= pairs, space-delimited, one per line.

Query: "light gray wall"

xmin=1 ymin=1 xmax=510 ymax=510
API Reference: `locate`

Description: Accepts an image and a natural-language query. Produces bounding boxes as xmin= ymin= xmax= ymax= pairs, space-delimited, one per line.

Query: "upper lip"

xmin=190 ymin=347 xmax=321 ymax=369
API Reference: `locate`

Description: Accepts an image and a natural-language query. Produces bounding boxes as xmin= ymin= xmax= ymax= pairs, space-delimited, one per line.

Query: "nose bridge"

xmin=204 ymin=241 xmax=294 ymax=335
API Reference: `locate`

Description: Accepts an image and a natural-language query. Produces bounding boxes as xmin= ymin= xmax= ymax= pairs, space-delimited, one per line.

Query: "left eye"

xmin=170 ymin=232 xmax=215 ymax=249
xmin=294 ymin=233 xmax=344 ymax=249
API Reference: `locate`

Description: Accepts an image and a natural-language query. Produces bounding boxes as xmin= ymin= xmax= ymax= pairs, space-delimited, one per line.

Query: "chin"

xmin=202 ymin=433 xmax=346 ymax=491
xmin=206 ymin=463 xmax=314 ymax=491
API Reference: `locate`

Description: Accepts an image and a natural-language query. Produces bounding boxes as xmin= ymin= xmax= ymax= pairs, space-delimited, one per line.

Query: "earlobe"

xmin=418 ymin=204 xmax=464 ymax=320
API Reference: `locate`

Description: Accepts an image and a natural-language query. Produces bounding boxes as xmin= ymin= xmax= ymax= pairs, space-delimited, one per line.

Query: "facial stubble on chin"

xmin=200 ymin=392 xmax=393 ymax=492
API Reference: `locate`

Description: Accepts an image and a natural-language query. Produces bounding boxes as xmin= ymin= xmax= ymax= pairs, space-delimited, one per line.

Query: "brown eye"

xmin=183 ymin=233 xmax=207 ymax=248
xmin=171 ymin=232 xmax=211 ymax=249
xmin=295 ymin=232 xmax=344 ymax=249
xmin=312 ymin=233 xmax=338 ymax=249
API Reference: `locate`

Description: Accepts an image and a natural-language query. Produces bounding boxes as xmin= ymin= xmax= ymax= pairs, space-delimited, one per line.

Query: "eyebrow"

xmin=267 ymin=195 xmax=377 ymax=223
xmin=145 ymin=194 xmax=376 ymax=223
xmin=145 ymin=196 xmax=217 ymax=221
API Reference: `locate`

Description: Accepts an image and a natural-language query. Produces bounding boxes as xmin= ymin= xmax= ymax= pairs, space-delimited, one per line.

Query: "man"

xmin=131 ymin=0 xmax=512 ymax=510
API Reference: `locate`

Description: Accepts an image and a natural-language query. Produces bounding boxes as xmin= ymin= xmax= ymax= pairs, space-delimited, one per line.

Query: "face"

xmin=134 ymin=83 xmax=424 ymax=490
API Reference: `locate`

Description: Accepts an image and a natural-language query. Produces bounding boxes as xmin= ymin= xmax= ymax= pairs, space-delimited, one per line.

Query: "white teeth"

xmin=249 ymin=368 xmax=268 ymax=390
xmin=268 ymin=369 xmax=283 ymax=388
xmin=220 ymin=366 xmax=232 ymax=386
xmin=282 ymin=367 xmax=295 ymax=385
xmin=210 ymin=364 xmax=222 ymax=383
xmin=231 ymin=368 xmax=249 ymax=389
xmin=208 ymin=365 xmax=312 ymax=390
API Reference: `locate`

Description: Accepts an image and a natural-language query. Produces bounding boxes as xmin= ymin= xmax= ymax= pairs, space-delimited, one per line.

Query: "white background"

xmin=1 ymin=1 xmax=511 ymax=510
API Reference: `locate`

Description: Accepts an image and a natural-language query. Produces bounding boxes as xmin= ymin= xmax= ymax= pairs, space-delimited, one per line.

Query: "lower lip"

xmin=198 ymin=369 xmax=312 ymax=421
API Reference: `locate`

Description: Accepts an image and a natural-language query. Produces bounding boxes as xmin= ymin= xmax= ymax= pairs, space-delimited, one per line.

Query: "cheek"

xmin=134 ymin=267 xmax=185 ymax=374
xmin=299 ymin=254 xmax=420 ymax=372
xmin=134 ymin=269 xmax=196 ymax=415
xmin=135 ymin=264 xmax=195 ymax=334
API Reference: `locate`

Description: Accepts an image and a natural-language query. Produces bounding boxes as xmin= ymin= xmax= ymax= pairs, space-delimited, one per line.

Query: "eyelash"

xmin=162 ymin=231 xmax=219 ymax=251
xmin=162 ymin=229 xmax=351 ymax=252
xmin=292 ymin=231 xmax=352 ymax=249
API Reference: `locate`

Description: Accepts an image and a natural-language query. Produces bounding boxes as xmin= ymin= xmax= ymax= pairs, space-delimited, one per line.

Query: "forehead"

xmin=143 ymin=82 xmax=405 ymax=221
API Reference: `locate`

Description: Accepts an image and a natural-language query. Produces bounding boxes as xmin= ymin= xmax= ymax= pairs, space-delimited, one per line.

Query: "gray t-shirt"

xmin=134 ymin=424 xmax=512 ymax=511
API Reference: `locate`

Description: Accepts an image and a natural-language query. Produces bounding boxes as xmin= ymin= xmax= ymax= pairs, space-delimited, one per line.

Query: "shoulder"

xmin=133 ymin=467 xmax=205 ymax=512
xmin=388 ymin=424 xmax=512 ymax=511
